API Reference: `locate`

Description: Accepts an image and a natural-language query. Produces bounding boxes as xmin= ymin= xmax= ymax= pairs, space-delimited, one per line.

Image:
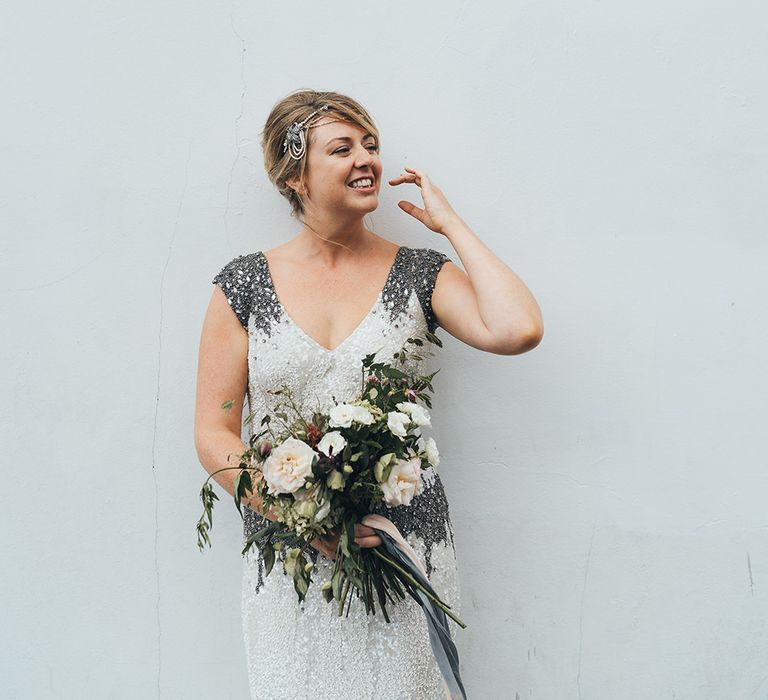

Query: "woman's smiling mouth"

xmin=347 ymin=176 xmax=375 ymax=193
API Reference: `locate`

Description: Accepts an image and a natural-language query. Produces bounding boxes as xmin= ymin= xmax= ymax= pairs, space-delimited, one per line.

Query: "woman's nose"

xmin=354 ymin=145 xmax=374 ymax=166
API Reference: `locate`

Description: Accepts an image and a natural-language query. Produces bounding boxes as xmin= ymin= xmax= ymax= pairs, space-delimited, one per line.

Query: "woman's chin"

xmin=348 ymin=193 xmax=379 ymax=213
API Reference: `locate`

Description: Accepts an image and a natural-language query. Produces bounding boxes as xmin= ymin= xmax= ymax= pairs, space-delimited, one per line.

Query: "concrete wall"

xmin=2 ymin=1 xmax=766 ymax=697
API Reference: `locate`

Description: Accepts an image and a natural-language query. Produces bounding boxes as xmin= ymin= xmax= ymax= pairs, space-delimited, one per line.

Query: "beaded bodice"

xmin=212 ymin=245 xmax=455 ymax=583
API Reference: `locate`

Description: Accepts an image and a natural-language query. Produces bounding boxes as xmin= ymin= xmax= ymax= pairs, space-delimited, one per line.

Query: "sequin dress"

xmin=212 ymin=245 xmax=462 ymax=700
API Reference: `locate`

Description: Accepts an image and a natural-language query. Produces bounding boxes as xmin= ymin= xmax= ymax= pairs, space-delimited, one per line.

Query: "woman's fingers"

xmin=398 ymin=200 xmax=426 ymax=222
xmin=355 ymin=535 xmax=383 ymax=548
xmin=388 ymin=173 xmax=417 ymax=185
xmin=354 ymin=523 xmax=383 ymax=548
xmin=388 ymin=168 xmax=428 ymax=187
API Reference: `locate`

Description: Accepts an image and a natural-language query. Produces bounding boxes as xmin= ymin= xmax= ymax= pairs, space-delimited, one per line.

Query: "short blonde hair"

xmin=260 ymin=89 xmax=380 ymax=219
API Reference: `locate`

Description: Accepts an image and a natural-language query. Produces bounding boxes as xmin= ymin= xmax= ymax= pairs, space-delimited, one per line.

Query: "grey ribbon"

xmin=372 ymin=527 xmax=467 ymax=699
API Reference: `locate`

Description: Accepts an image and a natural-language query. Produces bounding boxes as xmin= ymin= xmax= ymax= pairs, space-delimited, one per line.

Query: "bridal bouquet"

xmin=196 ymin=331 xmax=466 ymax=698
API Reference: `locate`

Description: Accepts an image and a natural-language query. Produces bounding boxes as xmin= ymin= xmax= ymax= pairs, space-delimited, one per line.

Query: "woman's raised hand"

xmin=388 ymin=166 xmax=461 ymax=235
xmin=310 ymin=523 xmax=383 ymax=561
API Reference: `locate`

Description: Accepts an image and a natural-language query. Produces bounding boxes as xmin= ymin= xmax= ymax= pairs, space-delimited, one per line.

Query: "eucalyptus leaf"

xmin=263 ymin=545 xmax=275 ymax=576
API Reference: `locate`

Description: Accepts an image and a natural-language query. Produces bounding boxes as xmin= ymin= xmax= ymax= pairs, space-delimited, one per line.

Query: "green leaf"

xmin=263 ymin=545 xmax=275 ymax=576
xmin=332 ymin=569 xmax=343 ymax=601
xmin=382 ymin=366 xmax=409 ymax=380
xmin=294 ymin=575 xmax=308 ymax=601
xmin=233 ymin=471 xmax=245 ymax=520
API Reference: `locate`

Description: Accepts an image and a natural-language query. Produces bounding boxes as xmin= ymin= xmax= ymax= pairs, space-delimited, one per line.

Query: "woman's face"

xmin=295 ymin=118 xmax=382 ymax=218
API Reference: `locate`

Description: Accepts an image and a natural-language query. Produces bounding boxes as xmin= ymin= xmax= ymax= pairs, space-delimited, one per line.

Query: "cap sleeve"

xmin=413 ymin=247 xmax=452 ymax=334
xmin=212 ymin=253 xmax=261 ymax=330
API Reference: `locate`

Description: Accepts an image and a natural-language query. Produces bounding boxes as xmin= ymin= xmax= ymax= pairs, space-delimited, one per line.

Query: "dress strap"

xmin=410 ymin=248 xmax=453 ymax=334
xmin=211 ymin=253 xmax=262 ymax=330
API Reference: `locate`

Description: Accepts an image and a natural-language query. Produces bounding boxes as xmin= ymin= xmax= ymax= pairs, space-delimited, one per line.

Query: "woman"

xmin=194 ymin=89 xmax=543 ymax=699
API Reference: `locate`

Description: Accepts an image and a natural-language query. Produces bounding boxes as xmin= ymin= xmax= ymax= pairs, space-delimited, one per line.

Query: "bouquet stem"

xmin=371 ymin=548 xmax=467 ymax=629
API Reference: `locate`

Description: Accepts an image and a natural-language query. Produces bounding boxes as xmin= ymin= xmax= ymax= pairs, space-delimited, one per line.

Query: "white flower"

xmin=329 ymin=403 xmax=356 ymax=428
xmin=387 ymin=411 xmax=410 ymax=438
xmin=396 ymin=402 xmax=432 ymax=427
xmin=380 ymin=456 xmax=424 ymax=507
xmin=329 ymin=403 xmax=375 ymax=428
xmin=317 ymin=431 xmax=347 ymax=457
xmin=417 ymin=436 xmax=440 ymax=468
xmin=262 ymin=437 xmax=316 ymax=495
xmin=352 ymin=405 xmax=374 ymax=425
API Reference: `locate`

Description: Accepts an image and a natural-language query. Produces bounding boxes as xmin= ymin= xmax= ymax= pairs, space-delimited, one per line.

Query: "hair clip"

xmin=282 ymin=105 xmax=331 ymax=160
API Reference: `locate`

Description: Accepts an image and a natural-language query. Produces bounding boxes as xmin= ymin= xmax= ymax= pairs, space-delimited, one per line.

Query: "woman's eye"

xmin=333 ymin=145 xmax=379 ymax=154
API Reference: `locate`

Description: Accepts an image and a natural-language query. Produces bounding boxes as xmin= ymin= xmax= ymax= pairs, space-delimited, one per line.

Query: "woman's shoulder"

xmin=399 ymin=245 xmax=453 ymax=274
xmin=210 ymin=251 xmax=267 ymax=330
xmin=396 ymin=246 xmax=453 ymax=334
xmin=211 ymin=251 xmax=264 ymax=285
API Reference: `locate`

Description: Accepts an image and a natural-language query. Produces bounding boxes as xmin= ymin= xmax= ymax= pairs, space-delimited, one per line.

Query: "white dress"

xmin=212 ymin=245 xmax=462 ymax=700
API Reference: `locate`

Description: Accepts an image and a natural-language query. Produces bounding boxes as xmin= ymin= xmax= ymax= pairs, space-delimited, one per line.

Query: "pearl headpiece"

xmin=282 ymin=104 xmax=340 ymax=160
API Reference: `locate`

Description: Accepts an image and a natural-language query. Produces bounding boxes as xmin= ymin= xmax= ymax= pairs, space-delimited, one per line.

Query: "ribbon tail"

xmin=362 ymin=514 xmax=467 ymax=700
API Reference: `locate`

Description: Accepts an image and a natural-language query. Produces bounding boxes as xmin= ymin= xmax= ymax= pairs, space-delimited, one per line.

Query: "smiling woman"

xmin=195 ymin=87 xmax=543 ymax=700
xmin=260 ymin=91 xmax=383 ymax=222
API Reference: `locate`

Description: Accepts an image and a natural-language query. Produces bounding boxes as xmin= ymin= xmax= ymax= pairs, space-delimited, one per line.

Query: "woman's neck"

xmin=294 ymin=214 xmax=372 ymax=260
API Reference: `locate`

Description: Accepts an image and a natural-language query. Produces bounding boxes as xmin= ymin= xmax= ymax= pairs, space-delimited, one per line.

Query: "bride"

xmin=195 ymin=89 xmax=543 ymax=699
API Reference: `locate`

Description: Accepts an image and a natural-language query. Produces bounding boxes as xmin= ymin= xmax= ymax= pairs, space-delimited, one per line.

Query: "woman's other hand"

xmin=309 ymin=523 xmax=383 ymax=561
xmin=388 ymin=166 xmax=461 ymax=235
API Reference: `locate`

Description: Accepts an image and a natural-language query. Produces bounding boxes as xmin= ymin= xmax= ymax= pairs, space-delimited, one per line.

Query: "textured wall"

xmin=2 ymin=1 xmax=767 ymax=698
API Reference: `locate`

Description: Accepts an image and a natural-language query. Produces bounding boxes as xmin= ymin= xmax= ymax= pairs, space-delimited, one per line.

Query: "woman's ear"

xmin=286 ymin=177 xmax=305 ymax=195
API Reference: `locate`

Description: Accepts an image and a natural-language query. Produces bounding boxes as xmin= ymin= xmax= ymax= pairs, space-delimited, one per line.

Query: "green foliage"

xmin=195 ymin=331 xmax=456 ymax=623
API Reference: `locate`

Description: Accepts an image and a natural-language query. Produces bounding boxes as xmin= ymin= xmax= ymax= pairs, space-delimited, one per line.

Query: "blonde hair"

xmin=260 ymin=89 xmax=380 ymax=221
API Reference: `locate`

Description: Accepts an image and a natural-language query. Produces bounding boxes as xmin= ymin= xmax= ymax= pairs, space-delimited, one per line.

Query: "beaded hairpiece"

xmin=282 ymin=104 xmax=341 ymax=160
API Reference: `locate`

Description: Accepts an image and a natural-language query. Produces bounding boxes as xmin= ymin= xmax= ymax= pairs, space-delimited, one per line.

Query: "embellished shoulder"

xmin=211 ymin=252 xmax=264 ymax=330
xmin=399 ymin=247 xmax=453 ymax=334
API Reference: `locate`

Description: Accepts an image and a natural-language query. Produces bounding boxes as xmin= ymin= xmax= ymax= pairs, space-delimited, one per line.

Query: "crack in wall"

xmin=225 ymin=3 xmax=247 ymax=248
xmin=152 ymin=141 xmax=192 ymax=698
xmin=577 ymin=523 xmax=596 ymax=699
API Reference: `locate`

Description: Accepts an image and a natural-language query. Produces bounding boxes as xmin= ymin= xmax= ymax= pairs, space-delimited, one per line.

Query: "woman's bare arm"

xmin=193 ymin=286 xmax=275 ymax=520
xmin=194 ymin=285 xmax=382 ymax=555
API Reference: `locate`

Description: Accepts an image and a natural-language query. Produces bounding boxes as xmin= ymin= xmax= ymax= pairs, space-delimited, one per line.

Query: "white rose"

xmin=396 ymin=402 xmax=431 ymax=427
xmin=329 ymin=403 xmax=356 ymax=428
xmin=416 ymin=436 xmax=440 ymax=468
xmin=262 ymin=437 xmax=316 ymax=495
xmin=387 ymin=411 xmax=410 ymax=438
xmin=380 ymin=456 xmax=424 ymax=507
xmin=352 ymin=405 xmax=374 ymax=425
xmin=317 ymin=431 xmax=347 ymax=457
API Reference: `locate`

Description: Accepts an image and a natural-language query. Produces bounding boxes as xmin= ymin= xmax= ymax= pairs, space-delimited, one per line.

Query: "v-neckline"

xmin=259 ymin=246 xmax=405 ymax=354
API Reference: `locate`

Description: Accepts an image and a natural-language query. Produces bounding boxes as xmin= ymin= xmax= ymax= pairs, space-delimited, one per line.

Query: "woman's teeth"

xmin=349 ymin=178 xmax=373 ymax=189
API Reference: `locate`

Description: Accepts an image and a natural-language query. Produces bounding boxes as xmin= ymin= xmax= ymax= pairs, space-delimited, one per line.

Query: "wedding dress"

xmin=212 ymin=245 xmax=462 ymax=700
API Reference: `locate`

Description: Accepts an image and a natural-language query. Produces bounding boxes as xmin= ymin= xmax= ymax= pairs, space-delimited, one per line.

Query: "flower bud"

xmin=258 ymin=441 xmax=273 ymax=457
xmin=304 ymin=561 xmax=314 ymax=574
xmin=343 ymin=463 xmax=354 ymax=474
xmin=326 ymin=470 xmax=345 ymax=491
xmin=295 ymin=499 xmax=318 ymax=519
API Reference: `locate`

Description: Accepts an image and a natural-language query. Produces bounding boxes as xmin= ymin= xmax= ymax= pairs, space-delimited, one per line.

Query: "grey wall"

xmin=2 ymin=1 xmax=766 ymax=698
